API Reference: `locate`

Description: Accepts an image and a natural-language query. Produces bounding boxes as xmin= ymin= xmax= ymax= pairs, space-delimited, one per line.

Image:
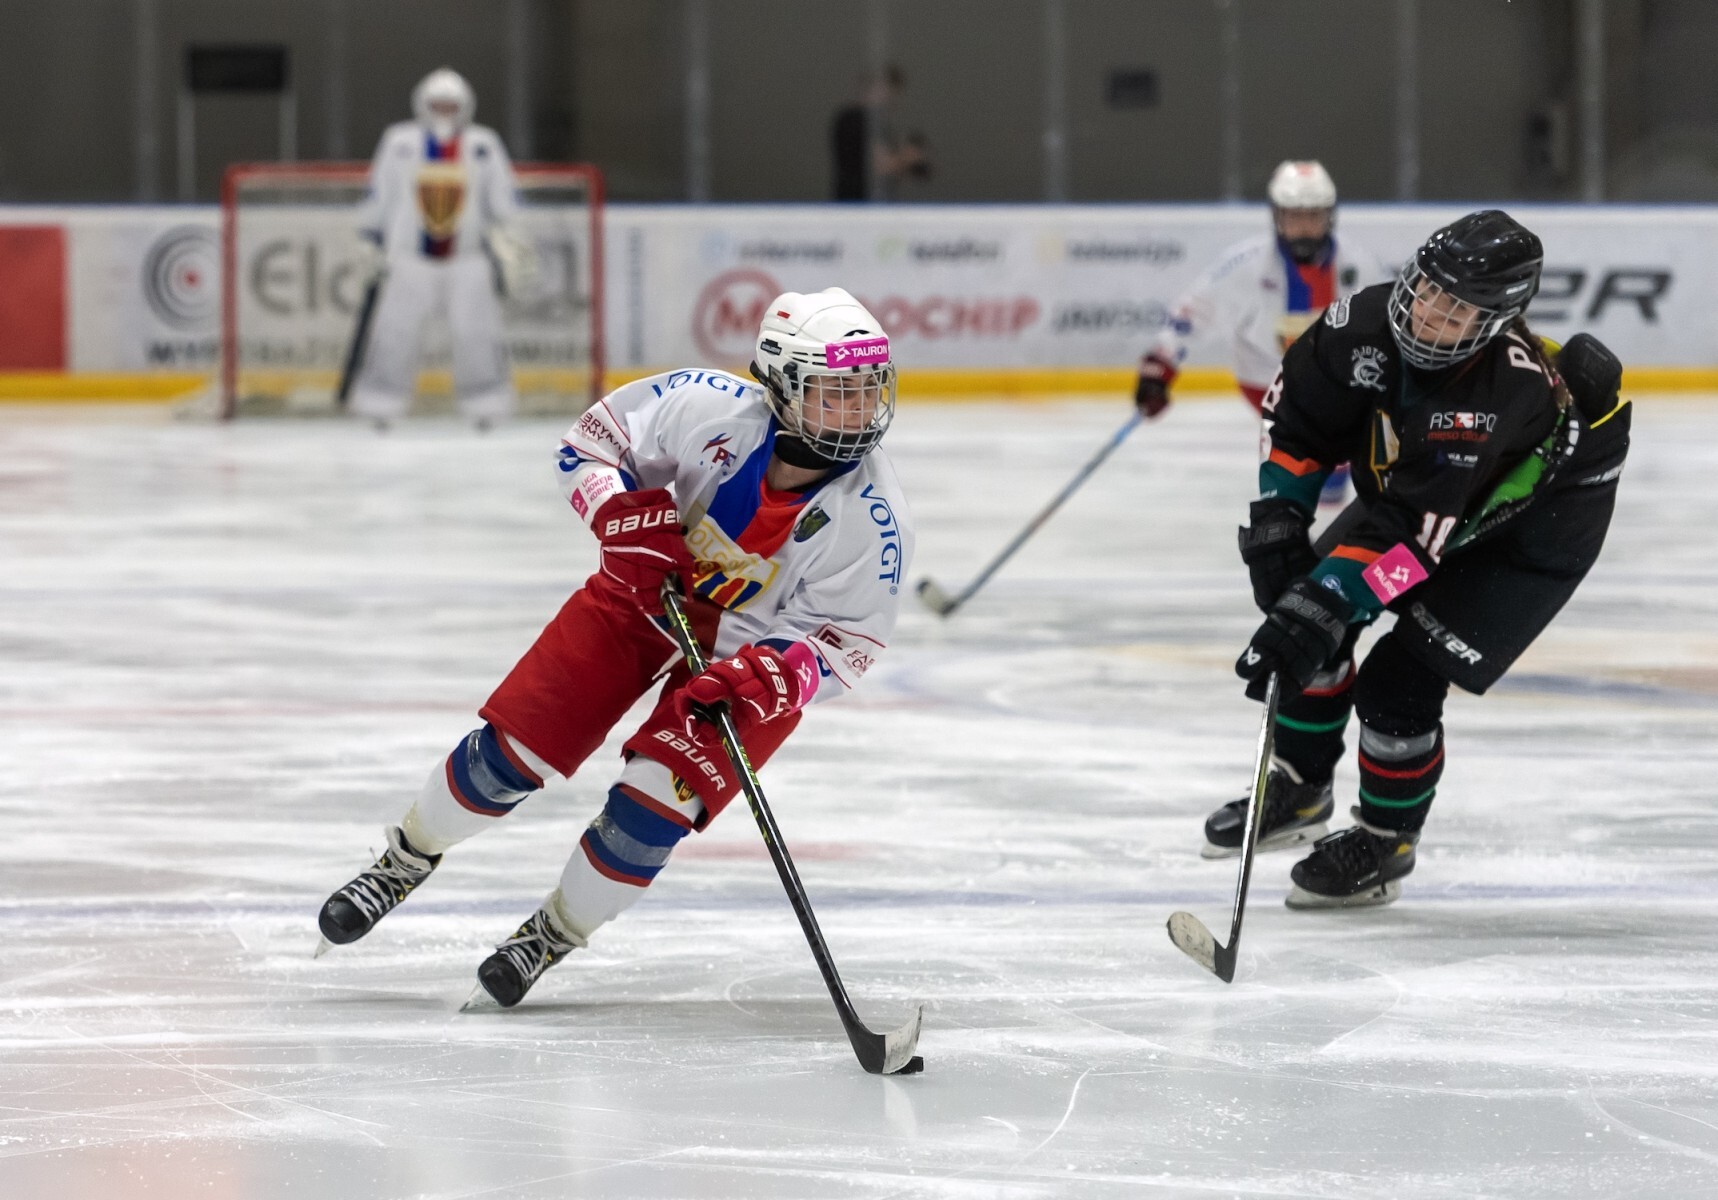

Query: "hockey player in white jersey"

xmin=316 ymin=287 xmax=912 ymax=1008
xmin=347 ymin=68 xmax=537 ymax=427
xmin=1134 ymin=160 xmax=1388 ymax=415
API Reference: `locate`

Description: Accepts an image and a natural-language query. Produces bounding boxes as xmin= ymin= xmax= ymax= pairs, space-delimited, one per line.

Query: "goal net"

xmin=220 ymin=161 xmax=603 ymax=418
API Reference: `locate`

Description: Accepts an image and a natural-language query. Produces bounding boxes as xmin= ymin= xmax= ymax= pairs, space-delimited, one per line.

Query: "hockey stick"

xmin=1167 ymin=672 xmax=1280 ymax=982
xmin=915 ymin=412 xmax=1142 ymax=618
xmin=659 ymin=581 xmax=925 ymax=1075
xmin=334 ymin=269 xmax=386 ymax=410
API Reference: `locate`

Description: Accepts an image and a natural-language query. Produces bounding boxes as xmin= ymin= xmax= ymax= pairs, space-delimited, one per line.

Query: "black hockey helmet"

xmin=1388 ymin=209 xmax=1544 ymax=370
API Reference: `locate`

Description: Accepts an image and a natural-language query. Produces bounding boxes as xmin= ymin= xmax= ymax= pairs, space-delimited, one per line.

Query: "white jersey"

xmin=356 ymin=121 xmax=519 ymax=263
xmin=557 ymin=368 xmax=913 ymax=707
xmin=1149 ymin=233 xmax=1390 ymax=390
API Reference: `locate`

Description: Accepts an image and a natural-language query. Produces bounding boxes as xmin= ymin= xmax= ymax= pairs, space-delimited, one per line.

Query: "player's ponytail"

xmin=1509 ymin=316 xmax=1575 ymax=415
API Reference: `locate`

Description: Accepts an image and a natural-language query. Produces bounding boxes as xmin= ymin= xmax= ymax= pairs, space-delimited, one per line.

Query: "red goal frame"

xmin=219 ymin=159 xmax=604 ymax=419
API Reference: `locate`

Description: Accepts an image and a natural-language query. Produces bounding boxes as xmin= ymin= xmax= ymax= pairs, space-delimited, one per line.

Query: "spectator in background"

xmin=831 ymin=66 xmax=932 ymax=201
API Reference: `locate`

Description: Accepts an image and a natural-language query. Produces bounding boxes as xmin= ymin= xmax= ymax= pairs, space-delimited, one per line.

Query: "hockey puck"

xmin=895 ymin=1055 xmax=925 ymax=1075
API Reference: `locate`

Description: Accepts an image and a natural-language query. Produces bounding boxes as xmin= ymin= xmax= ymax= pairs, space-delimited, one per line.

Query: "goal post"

xmin=219 ymin=160 xmax=604 ymax=418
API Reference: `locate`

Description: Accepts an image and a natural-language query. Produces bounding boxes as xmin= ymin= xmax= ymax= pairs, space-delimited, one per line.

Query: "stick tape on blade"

xmin=1166 ymin=911 xmax=1218 ymax=973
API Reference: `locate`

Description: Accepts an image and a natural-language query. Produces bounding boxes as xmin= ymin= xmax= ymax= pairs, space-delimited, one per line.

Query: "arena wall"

xmin=0 ymin=204 xmax=1710 ymax=403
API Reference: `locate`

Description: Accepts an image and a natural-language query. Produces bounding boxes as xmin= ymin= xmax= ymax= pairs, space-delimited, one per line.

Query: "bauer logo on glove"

xmin=673 ymin=642 xmax=814 ymax=744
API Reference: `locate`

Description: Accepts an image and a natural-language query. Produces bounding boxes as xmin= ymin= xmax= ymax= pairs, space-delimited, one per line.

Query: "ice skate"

xmin=1285 ymin=813 xmax=1417 ymax=909
xmin=1201 ymin=764 xmax=1334 ymax=859
xmin=469 ymin=906 xmax=583 ymax=1009
xmin=315 ymin=825 xmax=441 ymax=953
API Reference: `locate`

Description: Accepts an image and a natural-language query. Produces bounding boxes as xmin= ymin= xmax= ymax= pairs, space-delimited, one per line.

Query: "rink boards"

xmin=0 ymin=202 xmax=1716 ymax=402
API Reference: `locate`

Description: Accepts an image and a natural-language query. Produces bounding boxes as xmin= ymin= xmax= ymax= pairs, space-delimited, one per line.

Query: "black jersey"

xmin=1258 ymin=282 xmax=1564 ymax=619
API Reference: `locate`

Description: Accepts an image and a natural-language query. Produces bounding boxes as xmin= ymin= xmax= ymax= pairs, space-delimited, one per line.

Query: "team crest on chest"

xmin=1351 ymin=345 xmax=1388 ymax=391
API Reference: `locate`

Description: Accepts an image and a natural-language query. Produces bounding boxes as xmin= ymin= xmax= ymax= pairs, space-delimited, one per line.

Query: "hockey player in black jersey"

xmin=1213 ymin=209 xmax=1632 ymax=908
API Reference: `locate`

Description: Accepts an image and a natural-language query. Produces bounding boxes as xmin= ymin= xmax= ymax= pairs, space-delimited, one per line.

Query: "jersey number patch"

xmin=1416 ymin=513 xmax=1456 ymax=563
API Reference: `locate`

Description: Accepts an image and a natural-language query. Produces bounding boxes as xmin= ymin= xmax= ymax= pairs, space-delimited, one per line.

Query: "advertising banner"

xmin=0 ymin=202 xmax=1714 ymax=397
xmin=604 ymin=204 xmax=1718 ymax=382
xmin=60 ymin=205 xmax=223 ymax=371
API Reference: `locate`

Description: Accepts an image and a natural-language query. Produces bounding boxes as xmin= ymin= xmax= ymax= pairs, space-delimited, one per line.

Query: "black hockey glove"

xmin=1236 ymin=577 xmax=1354 ymax=696
xmin=1237 ymin=498 xmax=1317 ymax=612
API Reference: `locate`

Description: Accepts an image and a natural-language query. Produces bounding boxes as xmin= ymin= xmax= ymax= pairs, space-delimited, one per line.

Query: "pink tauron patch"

xmin=780 ymin=641 xmax=820 ymax=708
xmin=1364 ymin=543 xmax=1430 ymax=604
xmin=825 ymin=336 xmax=890 ymax=370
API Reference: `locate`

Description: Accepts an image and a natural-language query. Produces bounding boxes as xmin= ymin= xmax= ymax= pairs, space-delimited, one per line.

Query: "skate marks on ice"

xmin=1 ymin=404 xmax=1718 ymax=1195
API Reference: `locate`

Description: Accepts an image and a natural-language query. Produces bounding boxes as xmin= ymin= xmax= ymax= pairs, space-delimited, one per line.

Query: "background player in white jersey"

xmin=1134 ymin=161 xmax=1387 ymax=417
xmin=1134 ymin=161 xmax=1387 ymax=502
xmin=316 ymin=287 xmax=912 ymax=1007
xmin=347 ymin=68 xmax=538 ymax=428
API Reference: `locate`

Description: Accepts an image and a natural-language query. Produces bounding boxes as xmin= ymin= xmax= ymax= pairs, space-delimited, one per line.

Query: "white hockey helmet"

xmin=1268 ymin=160 xmax=1337 ymax=264
xmin=1267 ymin=160 xmax=1337 ymax=210
xmin=412 ymin=68 xmax=476 ymax=142
xmin=752 ymin=288 xmax=897 ymax=463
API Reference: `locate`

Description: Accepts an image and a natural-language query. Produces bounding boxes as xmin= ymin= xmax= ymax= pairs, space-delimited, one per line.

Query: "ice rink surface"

xmin=2 ymin=396 xmax=1716 ymax=1199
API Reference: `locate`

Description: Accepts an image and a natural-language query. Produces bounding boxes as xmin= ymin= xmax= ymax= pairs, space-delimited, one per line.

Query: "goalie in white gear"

xmin=348 ymin=68 xmax=537 ymax=427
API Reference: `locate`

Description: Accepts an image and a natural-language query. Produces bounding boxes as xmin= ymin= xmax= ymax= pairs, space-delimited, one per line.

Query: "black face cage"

xmin=762 ymin=362 xmax=897 ymax=464
xmin=1387 ymin=263 xmax=1517 ymax=371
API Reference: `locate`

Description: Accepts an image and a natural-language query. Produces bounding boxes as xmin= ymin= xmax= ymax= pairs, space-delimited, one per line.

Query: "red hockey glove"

xmin=1134 ymin=352 xmax=1178 ymax=418
xmin=591 ymin=488 xmax=695 ymax=613
xmin=672 ymin=644 xmax=807 ymax=743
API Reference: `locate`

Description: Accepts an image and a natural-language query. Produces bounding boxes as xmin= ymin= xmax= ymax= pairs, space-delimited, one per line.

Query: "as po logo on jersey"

xmin=1350 ymin=346 xmax=1388 ymax=391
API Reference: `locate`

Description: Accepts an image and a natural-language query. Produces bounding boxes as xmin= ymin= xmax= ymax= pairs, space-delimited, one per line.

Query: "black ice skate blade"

xmin=312 ymin=937 xmax=334 ymax=959
xmin=1284 ymin=880 xmax=1401 ymax=910
xmin=1199 ymin=822 xmax=1328 ymax=860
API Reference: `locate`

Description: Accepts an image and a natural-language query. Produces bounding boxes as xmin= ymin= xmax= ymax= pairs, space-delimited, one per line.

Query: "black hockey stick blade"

xmin=660 ymin=580 xmax=926 ymax=1075
xmin=914 ymin=577 xmax=960 ymax=617
xmin=1167 ymin=673 xmax=1281 ymax=983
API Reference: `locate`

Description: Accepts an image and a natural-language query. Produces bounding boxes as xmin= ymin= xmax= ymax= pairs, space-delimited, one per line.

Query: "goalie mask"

xmin=751 ymin=288 xmax=897 ymax=464
xmin=412 ymin=68 xmax=476 ymax=143
xmin=1388 ymin=209 xmax=1543 ymax=371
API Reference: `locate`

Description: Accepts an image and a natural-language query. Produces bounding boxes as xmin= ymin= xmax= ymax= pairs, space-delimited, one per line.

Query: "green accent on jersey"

xmin=1258 ymin=460 xmax=1327 ymax=515
xmin=1448 ymin=434 xmax=1551 ymax=551
xmin=1275 ymin=712 xmax=1350 ymax=734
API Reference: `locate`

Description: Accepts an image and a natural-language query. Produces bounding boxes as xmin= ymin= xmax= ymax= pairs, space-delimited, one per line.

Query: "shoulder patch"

xmin=1325 ymin=296 xmax=1351 ymax=329
xmin=793 ymin=505 xmax=830 ymax=542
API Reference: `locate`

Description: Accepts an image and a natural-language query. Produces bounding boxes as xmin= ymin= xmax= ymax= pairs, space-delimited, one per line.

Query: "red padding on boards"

xmin=0 ymin=226 xmax=66 ymax=369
